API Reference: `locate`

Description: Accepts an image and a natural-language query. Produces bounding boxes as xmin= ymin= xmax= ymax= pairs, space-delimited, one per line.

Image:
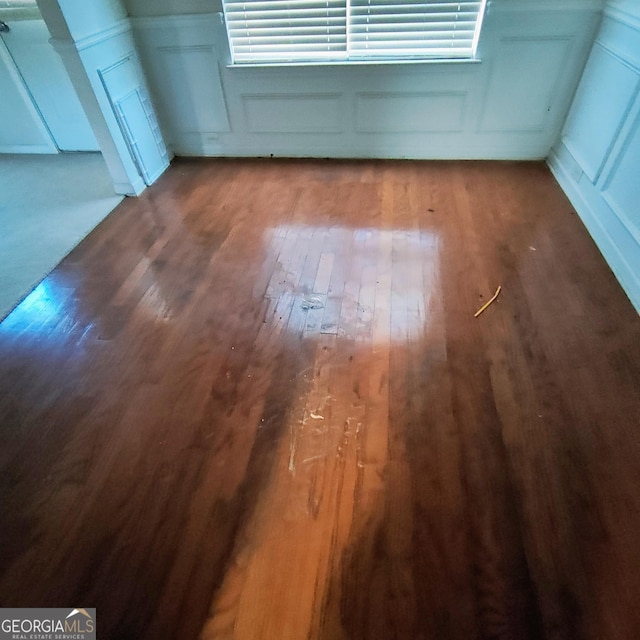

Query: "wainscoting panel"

xmin=158 ymin=46 xmax=230 ymax=135
xmin=479 ymin=37 xmax=573 ymax=133
xmin=562 ymin=42 xmax=640 ymax=182
xmin=355 ymin=93 xmax=466 ymax=133
xmin=243 ymin=94 xmax=343 ymax=134
xmin=131 ymin=2 xmax=601 ymax=159
xmin=549 ymin=4 xmax=640 ymax=312
xmin=601 ymin=105 xmax=640 ymax=244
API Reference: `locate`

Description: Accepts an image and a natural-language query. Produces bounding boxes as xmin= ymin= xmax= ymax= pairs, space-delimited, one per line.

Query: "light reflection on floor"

xmin=0 ymin=224 xmax=441 ymax=347
xmin=0 ymin=277 xmax=87 ymax=341
xmin=263 ymin=225 xmax=441 ymax=343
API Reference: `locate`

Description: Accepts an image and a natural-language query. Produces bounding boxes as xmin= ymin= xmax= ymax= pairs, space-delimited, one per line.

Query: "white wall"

xmin=124 ymin=0 xmax=218 ymax=17
xmin=130 ymin=0 xmax=603 ymax=159
xmin=548 ymin=0 xmax=640 ymax=311
xmin=55 ymin=0 xmax=127 ymax=41
xmin=0 ymin=34 xmax=57 ymax=153
xmin=1 ymin=18 xmax=98 ymax=151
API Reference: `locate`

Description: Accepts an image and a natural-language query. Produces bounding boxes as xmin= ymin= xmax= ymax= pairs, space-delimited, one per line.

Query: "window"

xmin=222 ymin=0 xmax=488 ymax=65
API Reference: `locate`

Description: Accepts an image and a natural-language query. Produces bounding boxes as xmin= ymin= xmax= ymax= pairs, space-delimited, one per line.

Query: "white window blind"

xmin=224 ymin=1 xmax=348 ymax=63
xmin=222 ymin=0 xmax=487 ymax=64
xmin=350 ymin=1 xmax=485 ymax=59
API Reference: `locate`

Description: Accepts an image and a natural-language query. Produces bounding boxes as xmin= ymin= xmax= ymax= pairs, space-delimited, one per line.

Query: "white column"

xmin=37 ymin=0 xmax=168 ymax=195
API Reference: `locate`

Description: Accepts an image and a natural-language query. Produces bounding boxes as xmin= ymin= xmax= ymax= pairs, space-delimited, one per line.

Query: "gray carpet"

xmin=0 ymin=152 xmax=123 ymax=321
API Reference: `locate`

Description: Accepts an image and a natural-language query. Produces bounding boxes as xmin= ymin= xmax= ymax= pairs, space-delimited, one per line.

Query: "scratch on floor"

xmin=288 ymin=423 xmax=297 ymax=475
xmin=302 ymin=454 xmax=326 ymax=465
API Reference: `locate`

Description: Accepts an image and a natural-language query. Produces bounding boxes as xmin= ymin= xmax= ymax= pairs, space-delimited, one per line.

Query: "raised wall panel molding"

xmin=157 ymin=46 xmax=230 ymax=133
xmin=605 ymin=4 xmax=640 ymax=31
xmin=242 ymin=94 xmax=343 ymax=134
xmin=355 ymin=92 xmax=466 ymax=133
xmin=600 ymin=103 xmax=640 ymax=245
xmin=479 ymin=36 xmax=574 ymax=133
xmin=594 ymin=38 xmax=640 ymax=72
xmin=596 ymin=16 xmax=640 ymax=70
xmin=562 ymin=41 xmax=640 ymax=183
xmin=99 ymin=52 xmax=140 ymax=100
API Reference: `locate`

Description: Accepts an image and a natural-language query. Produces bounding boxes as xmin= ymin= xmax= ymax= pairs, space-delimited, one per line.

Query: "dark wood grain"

xmin=1 ymin=159 xmax=639 ymax=639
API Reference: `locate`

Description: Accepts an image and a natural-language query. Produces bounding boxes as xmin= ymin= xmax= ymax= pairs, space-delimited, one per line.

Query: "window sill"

xmin=225 ymin=57 xmax=482 ymax=69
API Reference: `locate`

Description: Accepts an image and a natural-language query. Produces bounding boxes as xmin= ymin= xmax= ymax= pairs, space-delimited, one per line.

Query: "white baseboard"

xmin=547 ymin=148 xmax=640 ymax=313
xmin=114 ymin=176 xmax=146 ymax=196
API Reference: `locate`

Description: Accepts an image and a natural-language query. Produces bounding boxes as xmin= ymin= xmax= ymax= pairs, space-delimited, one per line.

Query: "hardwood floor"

xmin=1 ymin=159 xmax=639 ymax=639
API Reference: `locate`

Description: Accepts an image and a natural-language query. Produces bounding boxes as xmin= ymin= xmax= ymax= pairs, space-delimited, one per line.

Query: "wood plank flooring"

xmin=1 ymin=159 xmax=640 ymax=639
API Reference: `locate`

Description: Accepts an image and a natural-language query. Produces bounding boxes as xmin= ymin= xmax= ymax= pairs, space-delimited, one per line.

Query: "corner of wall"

xmin=547 ymin=7 xmax=640 ymax=313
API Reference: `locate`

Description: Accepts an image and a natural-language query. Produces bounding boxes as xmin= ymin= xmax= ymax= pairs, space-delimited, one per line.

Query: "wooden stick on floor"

xmin=474 ymin=285 xmax=502 ymax=317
